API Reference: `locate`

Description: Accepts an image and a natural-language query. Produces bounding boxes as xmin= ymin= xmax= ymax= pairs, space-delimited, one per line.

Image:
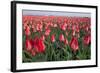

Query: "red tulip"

xmin=64 ymin=38 xmax=68 ymax=45
xmin=32 ymin=38 xmax=45 ymax=53
xmin=23 ymin=22 xmax=28 ymax=30
xmin=59 ymin=34 xmax=65 ymax=41
xmin=36 ymin=23 xmax=43 ymax=31
xmin=51 ymin=34 xmax=55 ymax=42
xmin=83 ymin=35 xmax=91 ymax=45
xmin=72 ymin=25 xmax=76 ymax=31
xmin=32 ymin=25 xmax=36 ymax=32
xmin=45 ymin=24 xmax=49 ymax=30
xmin=60 ymin=24 xmax=66 ymax=31
xmin=45 ymin=29 xmax=51 ymax=36
xmin=70 ymin=37 xmax=79 ymax=51
xmin=25 ymin=26 xmax=31 ymax=36
xmin=76 ymin=25 xmax=80 ymax=33
xmin=25 ymin=39 xmax=32 ymax=51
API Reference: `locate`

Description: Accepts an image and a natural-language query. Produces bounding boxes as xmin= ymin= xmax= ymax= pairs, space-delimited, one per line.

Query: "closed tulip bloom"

xmin=64 ymin=38 xmax=68 ymax=45
xmin=59 ymin=34 xmax=65 ymax=41
xmin=45 ymin=29 xmax=51 ymax=36
xmin=70 ymin=37 xmax=79 ymax=52
xmin=25 ymin=39 xmax=32 ymax=51
xmin=61 ymin=24 xmax=66 ymax=31
xmin=51 ymin=34 xmax=55 ymax=42
xmin=83 ymin=35 xmax=91 ymax=45
xmin=25 ymin=25 xmax=31 ymax=36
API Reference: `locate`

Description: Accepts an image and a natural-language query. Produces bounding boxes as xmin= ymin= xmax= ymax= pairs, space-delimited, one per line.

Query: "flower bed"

xmin=22 ymin=15 xmax=91 ymax=62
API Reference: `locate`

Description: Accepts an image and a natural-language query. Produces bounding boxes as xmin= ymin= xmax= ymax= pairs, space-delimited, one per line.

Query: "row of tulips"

xmin=22 ymin=15 xmax=91 ymax=62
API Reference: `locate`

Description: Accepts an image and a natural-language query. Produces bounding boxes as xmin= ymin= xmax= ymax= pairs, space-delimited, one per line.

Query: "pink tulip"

xmin=66 ymin=32 xmax=68 ymax=37
xmin=36 ymin=23 xmax=43 ymax=31
xmin=25 ymin=39 xmax=32 ymax=51
xmin=31 ymin=50 xmax=36 ymax=56
xmin=25 ymin=25 xmax=31 ymax=36
xmin=59 ymin=34 xmax=65 ymax=41
xmin=61 ymin=24 xmax=66 ymax=31
xmin=40 ymin=35 xmax=45 ymax=41
xmin=83 ymin=35 xmax=91 ymax=45
xmin=64 ymin=38 xmax=68 ymax=45
xmin=45 ymin=29 xmax=51 ymax=36
xmin=70 ymin=37 xmax=79 ymax=51
xmin=51 ymin=34 xmax=55 ymax=42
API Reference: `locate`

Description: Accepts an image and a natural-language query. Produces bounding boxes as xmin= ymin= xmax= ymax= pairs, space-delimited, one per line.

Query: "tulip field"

xmin=22 ymin=15 xmax=91 ymax=62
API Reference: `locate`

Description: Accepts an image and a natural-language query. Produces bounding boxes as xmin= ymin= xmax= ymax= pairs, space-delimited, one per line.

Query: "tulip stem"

xmin=72 ymin=51 xmax=77 ymax=60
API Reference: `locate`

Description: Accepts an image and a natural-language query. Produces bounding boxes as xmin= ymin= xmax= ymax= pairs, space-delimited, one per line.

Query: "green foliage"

xmin=22 ymin=29 xmax=91 ymax=62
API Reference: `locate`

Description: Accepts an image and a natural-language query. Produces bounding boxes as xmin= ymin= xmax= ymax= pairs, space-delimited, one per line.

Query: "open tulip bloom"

xmin=22 ymin=15 xmax=91 ymax=63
